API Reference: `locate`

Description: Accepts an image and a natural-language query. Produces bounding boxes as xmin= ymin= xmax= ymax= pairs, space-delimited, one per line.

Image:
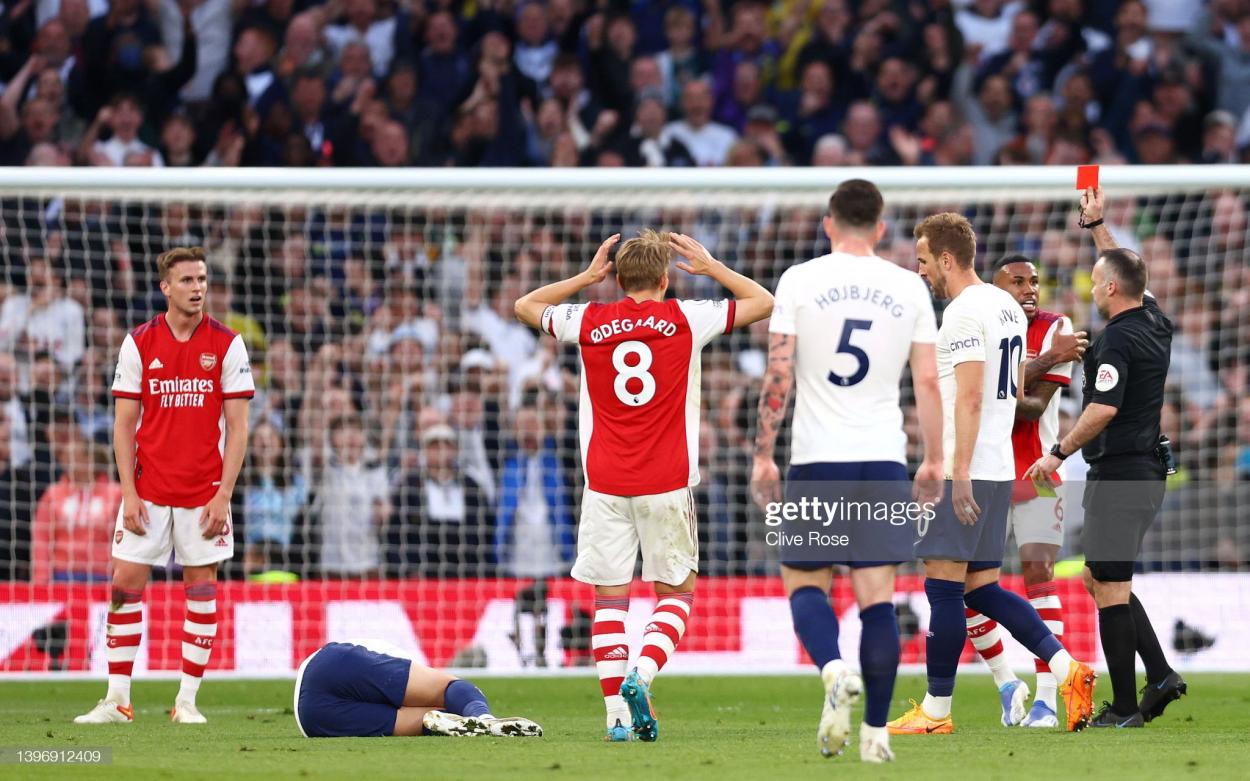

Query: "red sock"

xmin=636 ymin=592 xmax=694 ymax=685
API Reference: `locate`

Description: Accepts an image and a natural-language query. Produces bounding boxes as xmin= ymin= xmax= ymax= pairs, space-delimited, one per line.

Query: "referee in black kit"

xmin=1025 ymin=186 xmax=1186 ymax=729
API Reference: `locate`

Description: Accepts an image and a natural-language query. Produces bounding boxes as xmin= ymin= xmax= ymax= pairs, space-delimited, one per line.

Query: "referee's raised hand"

xmin=1081 ymin=186 xmax=1104 ymax=224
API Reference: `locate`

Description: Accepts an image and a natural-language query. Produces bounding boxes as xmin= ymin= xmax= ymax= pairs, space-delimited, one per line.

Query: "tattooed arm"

xmin=750 ymin=333 xmax=795 ymax=509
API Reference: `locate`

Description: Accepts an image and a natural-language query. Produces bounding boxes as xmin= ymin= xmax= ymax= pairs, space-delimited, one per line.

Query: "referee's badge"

xmin=1095 ymin=364 xmax=1119 ymax=392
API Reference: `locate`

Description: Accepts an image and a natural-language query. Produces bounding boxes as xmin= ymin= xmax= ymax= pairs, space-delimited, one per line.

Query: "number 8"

xmin=612 ymin=340 xmax=656 ymax=406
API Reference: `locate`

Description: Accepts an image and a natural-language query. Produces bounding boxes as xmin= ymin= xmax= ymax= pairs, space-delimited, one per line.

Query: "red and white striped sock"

xmin=105 ymin=589 xmax=144 ymax=707
xmin=178 ymin=582 xmax=218 ymax=705
xmin=636 ymin=592 xmax=693 ymax=686
xmin=1028 ymin=582 xmax=1063 ymax=709
xmin=592 ymin=596 xmax=631 ymax=728
xmin=966 ymin=608 xmax=1018 ymax=688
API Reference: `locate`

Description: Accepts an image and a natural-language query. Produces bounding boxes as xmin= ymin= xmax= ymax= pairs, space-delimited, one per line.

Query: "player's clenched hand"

xmin=912 ymin=460 xmax=944 ymax=507
xmin=199 ymin=493 xmax=231 ymax=539
xmin=121 ymin=492 xmax=150 ymax=536
xmin=1051 ymin=330 xmax=1089 ymax=364
xmin=750 ymin=456 xmax=781 ymax=510
xmin=951 ymin=479 xmax=980 ymax=526
xmin=670 ymin=233 xmax=722 ymax=276
xmin=1080 ymin=186 xmax=1103 ymax=223
xmin=581 ymin=233 xmax=619 ymax=285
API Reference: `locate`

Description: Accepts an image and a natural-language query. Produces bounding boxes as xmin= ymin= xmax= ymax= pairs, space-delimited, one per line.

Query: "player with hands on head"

xmin=516 ymin=229 xmax=771 ymax=743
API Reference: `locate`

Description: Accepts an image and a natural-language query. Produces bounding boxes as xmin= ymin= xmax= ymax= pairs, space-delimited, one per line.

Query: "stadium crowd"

xmin=0 ymin=0 xmax=1248 ymax=584
xmin=2 ymin=0 xmax=1250 ymax=168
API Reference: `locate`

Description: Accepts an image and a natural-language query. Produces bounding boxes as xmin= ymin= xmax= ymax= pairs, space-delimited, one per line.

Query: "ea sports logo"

xmin=1094 ymin=363 xmax=1119 ymax=392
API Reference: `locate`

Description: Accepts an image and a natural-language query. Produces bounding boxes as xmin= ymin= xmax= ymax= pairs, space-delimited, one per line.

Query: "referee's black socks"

xmin=1098 ymin=604 xmax=1140 ymax=715
xmin=1129 ymin=593 xmax=1174 ymax=684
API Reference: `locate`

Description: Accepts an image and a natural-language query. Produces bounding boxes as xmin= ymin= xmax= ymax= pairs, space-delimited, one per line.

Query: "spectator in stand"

xmin=979 ymin=8 xmax=1047 ymax=101
xmin=389 ymin=423 xmax=493 ymax=577
xmin=655 ymin=5 xmax=704 ymax=110
xmin=663 ymin=78 xmax=737 ymax=166
xmin=322 ymin=0 xmax=397 ymax=79
xmin=495 ymin=402 xmax=574 ymax=580
xmin=72 ymin=0 xmax=162 ymax=118
xmin=315 ymin=414 xmax=389 ymax=579
xmin=841 ymin=100 xmax=892 ymax=165
xmin=875 ymin=56 xmax=924 ymax=133
xmin=0 ymin=256 xmax=85 ymax=372
xmin=0 ymin=413 xmax=35 ymax=580
xmin=624 ymin=92 xmax=695 ymax=167
xmin=515 ymin=1 xmax=558 ymax=86
xmin=0 ymin=63 xmax=60 ymax=166
xmin=781 ymin=59 xmax=843 ymax=164
xmin=956 ymin=0 xmax=1025 ymax=60
xmin=953 ymin=65 xmax=1018 ymax=165
xmin=0 ymin=353 xmax=31 ymax=470
xmin=714 ymin=59 xmax=762 ymax=132
xmin=1202 ymin=109 xmax=1239 ymax=163
xmin=711 ymin=0 xmax=779 ymax=110
xmin=241 ymin=421 xmax=306 ymax=575
xmin=419 ymin=10 xmax=470 ymax=114
xmin=232 ymin=24 xmax=285 ymax=117
xmin=30 ymin=437 xmax=121 ymax=584
xmin=80 ymin=92 xmax=164 ymax=167
xmin=1188 ymin=7 xmax=1250 ymax=121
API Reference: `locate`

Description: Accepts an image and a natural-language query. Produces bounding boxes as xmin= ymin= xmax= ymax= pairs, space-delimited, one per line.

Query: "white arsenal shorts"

xmin=1009 ymin=494 xmax=1065 ymax=548
xmin=112 ymin=501 xmax=235 ymax=567
xmin=571 ymin=487 xmax=699 ymax=586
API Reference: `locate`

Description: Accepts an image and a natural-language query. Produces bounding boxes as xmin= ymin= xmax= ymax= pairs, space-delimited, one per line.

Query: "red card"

xmin=1076 ymin=165 xmax=1100 ymax=190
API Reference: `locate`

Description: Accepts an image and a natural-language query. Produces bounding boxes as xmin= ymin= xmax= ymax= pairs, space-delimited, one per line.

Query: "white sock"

xmin=861 ymin=723 xmax=887 ymax=742
xmin=177 ymin=674 xmax=202 ymax=703
xmin=966 ymin=611 xmax=1018 ymax=688
xmin=1046 ymin=649 xmax=1075 ymax=682
xmin=1035 ymin=676 xmax=1058 ymax=711
xmin=921 ymin=693 xmax=952 ymax=720
xmin=821 ymin=658 xmax=848 ymax=686
xmin=605 ymin=694 xmax=629 ymax=729
xmin=106 ymin=674 xmax=132 ymax=707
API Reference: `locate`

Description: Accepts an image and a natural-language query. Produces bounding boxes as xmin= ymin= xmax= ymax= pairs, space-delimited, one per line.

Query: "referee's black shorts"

xmin=1081 ymin=454 xmax=1167 ymax=582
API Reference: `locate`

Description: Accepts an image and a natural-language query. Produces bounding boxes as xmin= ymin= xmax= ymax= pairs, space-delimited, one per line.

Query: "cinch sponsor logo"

xmin=948 ymin=337 xmax=981 ymax=350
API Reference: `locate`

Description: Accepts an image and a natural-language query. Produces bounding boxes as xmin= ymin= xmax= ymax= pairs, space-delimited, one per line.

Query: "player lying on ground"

xmin=76 ymin=247 xmax=254 ymax=725
xmin=963 ymin=255 xmax=1089 ymax=728
xmin=888 ymin=214 xmax=1096 ymax=736
xmin=751 ymin=179 xmax=945 ymax=764
xmin=515 ymin=230 xmax=772 ymax=742
xmin=294 ymin=640 xmax=542 ymax=738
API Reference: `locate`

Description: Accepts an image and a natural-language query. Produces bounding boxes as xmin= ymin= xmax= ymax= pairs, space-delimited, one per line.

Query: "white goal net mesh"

xmin=0 ymin=169 xmax=1245 ymax=675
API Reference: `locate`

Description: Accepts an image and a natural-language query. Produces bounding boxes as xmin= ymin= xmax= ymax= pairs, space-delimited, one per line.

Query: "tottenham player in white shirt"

xmin=752 ymin=179 xmax=946 ymax=763
xmin=887 ymin=213 xmax=1096 ymax=735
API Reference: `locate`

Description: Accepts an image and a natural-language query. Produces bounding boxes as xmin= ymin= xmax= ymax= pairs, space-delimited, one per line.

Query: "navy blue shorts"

xmin=915 ymin=480 xmax=1012 ymax=570
xmin=781 ymin=461 xmax=913 ymax=569
xmin=295 ymin=643 xmax=411 ymax=737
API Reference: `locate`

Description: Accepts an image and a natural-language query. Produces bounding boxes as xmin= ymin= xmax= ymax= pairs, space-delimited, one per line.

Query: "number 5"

xmin=827 ymin=319 xmax=873 ymax=387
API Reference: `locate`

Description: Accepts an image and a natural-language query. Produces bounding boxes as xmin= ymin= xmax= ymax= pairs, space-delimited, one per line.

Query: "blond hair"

xmin=614 ymin=229 xmax=672 ymax=292
xmin=913 ymin=213 xmax=977 ymax=269
xmin=156 ymin=246 xmax=208 ymax=281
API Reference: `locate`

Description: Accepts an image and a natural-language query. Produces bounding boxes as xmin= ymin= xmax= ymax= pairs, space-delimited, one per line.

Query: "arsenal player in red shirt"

xmin=76 ymin=247 xmax=254 ymax=725
xmin=515 ymin=231 xmax=772 ymax=741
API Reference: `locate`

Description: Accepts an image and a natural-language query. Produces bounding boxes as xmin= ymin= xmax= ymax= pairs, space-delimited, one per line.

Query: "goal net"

xmin=0 ymin=167 xmax=1245 ymax=677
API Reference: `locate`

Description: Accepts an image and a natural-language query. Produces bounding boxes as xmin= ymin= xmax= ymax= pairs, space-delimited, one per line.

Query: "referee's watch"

xmin=1049 ymin=443 xmax=1070 ymax=461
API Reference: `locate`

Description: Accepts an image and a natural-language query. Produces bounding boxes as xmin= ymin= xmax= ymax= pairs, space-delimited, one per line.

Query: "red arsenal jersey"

xmin=542 ymin=297 xmax=734 ymax=496
xmin=111 ymin=314 xmax=255 ymax=507
xmin=1011 ymin=310 xmax=1074 ymax=502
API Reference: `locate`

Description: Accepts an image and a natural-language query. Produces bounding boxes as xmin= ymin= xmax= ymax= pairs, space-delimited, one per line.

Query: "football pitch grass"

xmin=2 ymin=675 xmax=1248 ymax=780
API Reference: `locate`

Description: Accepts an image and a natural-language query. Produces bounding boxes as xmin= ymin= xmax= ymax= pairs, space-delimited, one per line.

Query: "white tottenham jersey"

xmin=771 ymin=252 xmax=938 ymax=465
xmin=937 ymin=283 xmax=1027 ymax=480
